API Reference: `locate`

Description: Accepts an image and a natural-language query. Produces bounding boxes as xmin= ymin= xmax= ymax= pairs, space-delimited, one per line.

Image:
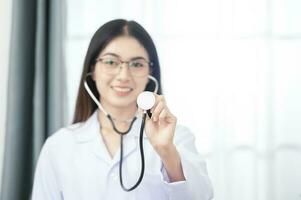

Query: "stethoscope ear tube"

xmin=148 ymin=75 xmax=159 ymax=94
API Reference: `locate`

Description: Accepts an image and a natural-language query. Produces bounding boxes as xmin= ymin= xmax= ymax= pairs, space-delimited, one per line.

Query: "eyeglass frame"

xmin=95 ymin=56 xmax=153 ymax=77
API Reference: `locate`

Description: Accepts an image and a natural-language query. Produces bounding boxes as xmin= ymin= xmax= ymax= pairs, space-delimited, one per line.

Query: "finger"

xmin=151 ymin=101 xmax=165 ymax=122
xmin=161 ymin=107 xmax=177 ymax=123
xmin=166 ymin=112 xmax=177 ymax=123
xmin=158 ymin=109 xmax=167 ymax=121
xmin=150 ymin=94 xmax=165 ymax=113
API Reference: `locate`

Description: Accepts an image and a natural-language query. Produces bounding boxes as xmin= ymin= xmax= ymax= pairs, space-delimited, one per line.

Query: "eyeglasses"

xmin=95 ymin=56 xmax=153 ymax=77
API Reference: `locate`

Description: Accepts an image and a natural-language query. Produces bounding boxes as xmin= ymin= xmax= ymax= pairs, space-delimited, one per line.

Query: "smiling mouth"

xmin=111 ymin=86 xmax=133 ymax=95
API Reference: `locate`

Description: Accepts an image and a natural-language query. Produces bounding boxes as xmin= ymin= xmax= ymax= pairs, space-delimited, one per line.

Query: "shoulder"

xmin=174 ymin=124 xmax=196 ymax=145
xmin=44 ymin=111 xmax=99 ymax=149
xmin=173 ymin=125 xmax=203 ymax=160
xmin=41 ymin=122 xmax=83 ymax=153
xmin=37 ymin=121 xmax=96 ymax=168
xmin=47 ymin=123 xmax=82 ymax=144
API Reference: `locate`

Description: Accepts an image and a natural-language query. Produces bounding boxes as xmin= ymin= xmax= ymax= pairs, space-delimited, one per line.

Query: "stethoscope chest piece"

xmin=137 ymin=91 xmax=156 ymax=111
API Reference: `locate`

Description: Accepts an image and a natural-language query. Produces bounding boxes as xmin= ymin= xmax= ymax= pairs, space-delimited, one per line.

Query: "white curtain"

xmin=65 ymin=0 xmax=301 ymax=199
xmin=0 ymin=0 xmax=12 ymax=191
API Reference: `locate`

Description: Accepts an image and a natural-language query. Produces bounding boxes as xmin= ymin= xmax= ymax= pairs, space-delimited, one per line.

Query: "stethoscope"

xmin=84 ymin=73 xmax=159 ymax=191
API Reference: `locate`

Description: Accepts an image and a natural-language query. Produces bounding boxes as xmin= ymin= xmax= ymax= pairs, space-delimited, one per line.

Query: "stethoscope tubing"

xmin=84 ymin=74 xmax=158 ymax=191
xmin=119 ymin=112 xmax=147 ymax=191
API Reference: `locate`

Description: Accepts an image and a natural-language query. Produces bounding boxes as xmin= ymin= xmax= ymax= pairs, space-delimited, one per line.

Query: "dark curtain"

xmin=1 ymin=0 xmax=67 ymax=199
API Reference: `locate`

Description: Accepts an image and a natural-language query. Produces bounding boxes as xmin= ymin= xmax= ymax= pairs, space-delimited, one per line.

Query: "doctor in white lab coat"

xmin=31 ymin=19 xmax=213 ymax=200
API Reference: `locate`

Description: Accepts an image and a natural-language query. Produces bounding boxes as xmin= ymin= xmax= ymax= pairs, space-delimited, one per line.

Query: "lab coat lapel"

xmin=92 ymin=134 xmax=113 ymax=165
xmin=92 ymin=134 xmax=139 ymax=168
xmin=91 ymin=118 xmax=139 ymax=166
xmin=110 ymin=136 xmax=138 ymax=166
xmin=74 ymin=111 xmax=112 ymax=165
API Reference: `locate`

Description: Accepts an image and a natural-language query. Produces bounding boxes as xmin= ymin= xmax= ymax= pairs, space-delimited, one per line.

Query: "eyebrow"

xmin=100 ymin=52 xmax=148 ymax=61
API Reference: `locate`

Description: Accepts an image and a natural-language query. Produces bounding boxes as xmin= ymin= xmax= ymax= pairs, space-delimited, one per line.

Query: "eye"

xmin=103 ymin=58 xmax=118 ymax=66
xmin=130 ymin=60 xmax=144 ymax=68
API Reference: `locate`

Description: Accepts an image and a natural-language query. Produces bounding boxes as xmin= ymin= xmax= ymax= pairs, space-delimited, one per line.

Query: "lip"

xmin=111 ymin=86 xmax=133 ymax=96
xmin=113 ymin=85 xmax=132 ymax=88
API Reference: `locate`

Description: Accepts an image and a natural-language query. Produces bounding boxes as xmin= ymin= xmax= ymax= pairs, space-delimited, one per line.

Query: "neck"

xmin=101 ymin=102 xmax=138 ymax=121
xmin=98 ymin=102 xmax=138 ymax=132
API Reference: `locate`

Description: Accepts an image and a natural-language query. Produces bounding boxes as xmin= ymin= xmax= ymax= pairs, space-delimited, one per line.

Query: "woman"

xmin=31 ymin=19 xmax=213 ymax=200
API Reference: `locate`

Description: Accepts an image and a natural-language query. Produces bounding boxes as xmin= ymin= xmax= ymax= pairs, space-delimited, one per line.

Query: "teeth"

xmin=114 ymin=87 xmax=131 ymax=92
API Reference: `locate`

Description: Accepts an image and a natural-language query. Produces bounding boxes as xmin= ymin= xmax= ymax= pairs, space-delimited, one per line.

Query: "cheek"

xmin=135 ymin=78 xmax=149 ymax=92
xmin=94 ymin=73 xmax=112 ymax=93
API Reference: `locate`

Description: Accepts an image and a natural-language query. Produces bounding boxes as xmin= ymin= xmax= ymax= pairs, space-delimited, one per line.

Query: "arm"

xmin=159 ymin=126 xmax=214 ymax=200
xmin=144 ymin=93 xmax=213 ymax=200
xmin=155 ymin=143 xmax=185 ymax=182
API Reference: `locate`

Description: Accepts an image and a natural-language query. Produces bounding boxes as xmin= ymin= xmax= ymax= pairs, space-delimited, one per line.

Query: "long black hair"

xmin=72 ymin=19 xmax=162 ymax=123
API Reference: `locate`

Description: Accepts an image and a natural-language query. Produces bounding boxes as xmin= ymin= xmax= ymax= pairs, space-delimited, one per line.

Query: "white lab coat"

xmin=31 ymin=111 xmax=213 ymax=200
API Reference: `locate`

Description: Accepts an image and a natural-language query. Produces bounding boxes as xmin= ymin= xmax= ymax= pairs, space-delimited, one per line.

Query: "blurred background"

xmin=1 ymin=0 xmax=301 ymax=199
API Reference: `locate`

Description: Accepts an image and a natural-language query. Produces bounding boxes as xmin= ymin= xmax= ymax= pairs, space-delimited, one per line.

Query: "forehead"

xmin=99 ymin=36 xmax=149 ymax=60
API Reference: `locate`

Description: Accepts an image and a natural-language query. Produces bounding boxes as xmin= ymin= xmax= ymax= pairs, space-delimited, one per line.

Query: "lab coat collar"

xmin=73 ymin=111 xmax=99 ymax=143
xmin=74 ymin=110 xmax=148 ymax=143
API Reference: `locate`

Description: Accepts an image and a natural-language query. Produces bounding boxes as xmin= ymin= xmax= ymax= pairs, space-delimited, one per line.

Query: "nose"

xmin=116 ymin=62 xmax=131 ymax=80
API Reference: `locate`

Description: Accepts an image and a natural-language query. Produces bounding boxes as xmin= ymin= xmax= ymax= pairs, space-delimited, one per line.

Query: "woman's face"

xmin=92 ymin=36 xmax=150 ymax=110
